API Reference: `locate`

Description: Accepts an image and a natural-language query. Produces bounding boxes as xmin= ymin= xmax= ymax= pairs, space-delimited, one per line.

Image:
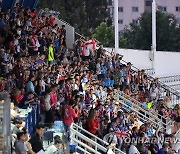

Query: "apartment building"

xmin=107 ymin=0 xmax=180 ymax=32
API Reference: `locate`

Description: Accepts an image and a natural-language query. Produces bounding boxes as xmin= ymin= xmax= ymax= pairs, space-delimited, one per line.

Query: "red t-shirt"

xmin=14 ymin=94 xmax=24 ymax=104
xmin=49 ymin=17 xmax=55 ymax=26
xmin=88 ymin=118 xmax=98 ymax=135
xmin=50 ymin=92 xmax=58 ymax=109
xmin=64 ymin=105 xmax=76 ymax=126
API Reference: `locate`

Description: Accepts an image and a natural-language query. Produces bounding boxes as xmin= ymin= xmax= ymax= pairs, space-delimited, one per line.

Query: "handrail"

xmin=119 ymin=91 xmax=169 ymax=123
xmin=175 ymin=128 xmax=180 ymax=137
xmin=143 ymin=68 xmax=155 ymax=71
xmin=71 ymin=137 xmax=102 ymax=154
xmin=71 ymin=129 xmax=107 ymax=152
xmin=159 ymin=75 xmax=180 ymax=79
xmin=70 ymin=123 xmax=126 ymax=154
xmin=170 ymin=84 xmax=180 ymax=87
xmin=76 ymin=146 xmax=92 ymax=154
xmin=118 ymin=91 xmax=173 ymax=129
xmin=114 ymin=91 xmax=160 ymax=129
xmin=114 ymin=90 xmax=173 ymax=130
xmin=173 ymin=128 xmax=180 ymax=152
xmin=71 ymin=123 xmax=108 ymax=145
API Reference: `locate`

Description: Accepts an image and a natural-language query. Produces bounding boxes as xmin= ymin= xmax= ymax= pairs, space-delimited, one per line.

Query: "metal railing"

xmin=173 ymin=128 xmax=180 ymax=152
xmin=168 ymin=84 xmax=180 ymax=91
xmin=114 ymin=90 xmax=172 ymax=130
xmin=159 ymin=75 xmax=180 ymax=84
xmin=142 ymin=68 xmax=155 ymax=76
xmin=118 ymin=91 xmax=171 ymax=126
xmin=70 ymin=123 xmax=125 ymax=154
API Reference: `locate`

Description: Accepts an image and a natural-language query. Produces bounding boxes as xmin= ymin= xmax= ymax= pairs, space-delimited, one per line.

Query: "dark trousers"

xmin=44 ymin=109 xmax=54 ymax=127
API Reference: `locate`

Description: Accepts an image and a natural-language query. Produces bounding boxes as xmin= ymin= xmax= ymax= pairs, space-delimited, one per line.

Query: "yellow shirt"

xmin=48 ymin=46 xmax=54 ymax=61
xmin=147 ymin=101 xmax=153 ymax=109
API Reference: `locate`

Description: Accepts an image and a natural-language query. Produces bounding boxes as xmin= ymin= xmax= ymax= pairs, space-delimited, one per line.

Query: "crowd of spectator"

xmin=0 ymin=3 xmax=179 ymax=154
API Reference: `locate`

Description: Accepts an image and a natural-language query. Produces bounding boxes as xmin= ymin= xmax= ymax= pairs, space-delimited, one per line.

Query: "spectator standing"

xmin=28 ymin=124 xmax=45 ymax=153
xmin=47 ymin=42 xmax=54 ymax=66
xmin=86 ymin=109 xmax=99 ymax=136
xmin=63 ymin=100 xmax=77 ymax=139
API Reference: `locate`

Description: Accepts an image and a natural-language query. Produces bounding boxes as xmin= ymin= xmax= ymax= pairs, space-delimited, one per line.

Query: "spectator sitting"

xmin=157 ymin=143 xmax=168 ymax=154
xmin=18 ymin=92 xmax=34 ymax=109
xmin=128 ymin=138 xmax=140 ymax=154
xmin=46 ymin=135 xmax=67 ymax=154
xmin=15 ymin=131 xmax=27 ymax=154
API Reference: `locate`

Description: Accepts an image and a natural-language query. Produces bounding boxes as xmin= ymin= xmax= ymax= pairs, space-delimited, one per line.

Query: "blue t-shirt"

xmin=100 ymin=65 xmax=106 ymax=75
xmin=0 ymin=19 xmax=5 ymax=28
xmin=120 ymin=70 xmax=125 ymax=82
xmin=104 ymin=78 xmax=111 ymax=87
xmin=142 ymin=102 xmax=147 ymax=108
xmin=157 ymin=149 xmax=168 ymax=154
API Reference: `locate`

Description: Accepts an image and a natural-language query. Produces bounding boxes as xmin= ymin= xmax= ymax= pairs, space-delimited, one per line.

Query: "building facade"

xmin=107 ymin=0 xmax=180 ymax=32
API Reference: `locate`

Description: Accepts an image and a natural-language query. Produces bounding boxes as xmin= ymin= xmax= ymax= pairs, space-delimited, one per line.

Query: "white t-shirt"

xmin=46 ymin=145 xmax=57 ymax=154
xmin=44 ymin=94 xmax=51 ymax=111
xmin=40 ymin=80 xmax=46 ymax=92
xmin=71 ymin=83 xmax=79 ymax=91
xmin=96 ymin=63 xmax=101 ymax=74
xmin=150 ymin=87 xmax=158 ymax=99
xmin=129 ymin=144 xmax=139 ymax=154
xmin=84 ymin=46 xmax=90 ymax=56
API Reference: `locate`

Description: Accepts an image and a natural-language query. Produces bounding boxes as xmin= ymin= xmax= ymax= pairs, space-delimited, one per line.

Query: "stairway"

xmin=69 ymin=123 xmax=125 ymax=154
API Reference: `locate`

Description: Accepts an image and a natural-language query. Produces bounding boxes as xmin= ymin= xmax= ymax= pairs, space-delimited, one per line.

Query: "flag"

xmin=116 ymin=131 xmax=129 ymax=138
xmin=81 ymin=38 xmax=96 ymax=56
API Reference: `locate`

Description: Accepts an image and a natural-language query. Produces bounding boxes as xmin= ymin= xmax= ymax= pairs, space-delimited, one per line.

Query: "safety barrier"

xmin=114 ymin=90 xmax=172 ymax=131
xmin=25 ymin=102 xmax=41 ymax=136
xmin=118 ymin=91 xmax=171 ymax=128
xmin=70 ymin=123 xmax=126 ymax=154
xmin=159 ymin=75 xmax=180 ymax=84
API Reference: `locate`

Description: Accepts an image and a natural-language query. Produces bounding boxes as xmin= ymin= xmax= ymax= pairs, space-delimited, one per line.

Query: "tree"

xmin=38 ymin=0 xmax=109 ymax=36
xmin=122 ymin=11 xmax=179 ymax=51
xmin=92 ymin=22 xmax=114 ymax=47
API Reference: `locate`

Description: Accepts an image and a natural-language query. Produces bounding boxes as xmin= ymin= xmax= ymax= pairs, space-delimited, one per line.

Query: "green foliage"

xmin=122 ymin=11 xmax=180 ymax=51
xmin=92 ymin=22 xmax=115 ymax=47
xmin=38 ymin=0 xmax=109 ymax=36
xmin=119 ymin=37 xmax=128 ymax=48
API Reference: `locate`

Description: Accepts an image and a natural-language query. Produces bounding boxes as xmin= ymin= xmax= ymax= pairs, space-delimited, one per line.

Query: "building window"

xmin=107 ymin=0 xmax=112 ymax=5
xmin=176 ymin=18 xmax=180 ymax=24
xmin=158 ymin=6 xmax=167 ymax=12
xmin=146 ymin=1 xmax=152 ymax=6
xmin=176 ymin=7 xmax=180 ymax=12
xmin=132 ymin=20 xmax=138 ymax=24
xmin=107 ymin=8 xmax=111 ymax=16
xmin=118 ymin=7 xmax=123 ymax=12
xmin=118 ymin=19 xmax=123 ymax=24
xmin=132 ymin=7 xmax=139 ymax=12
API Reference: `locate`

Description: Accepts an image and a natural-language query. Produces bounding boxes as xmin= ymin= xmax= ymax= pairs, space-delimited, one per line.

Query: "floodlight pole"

xmin=152 ymin=0 xmax=156 ymax=53
xmin=114 ymin=0 xmax=119 ymax=54
xmin=152 ymin=0 xmax=156 ymax=72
